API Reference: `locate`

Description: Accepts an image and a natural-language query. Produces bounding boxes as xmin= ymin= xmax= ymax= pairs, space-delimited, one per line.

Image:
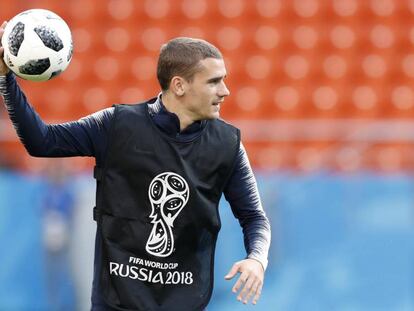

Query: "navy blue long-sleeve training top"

xmin=0 ymin=72 xmax=271 ymax=310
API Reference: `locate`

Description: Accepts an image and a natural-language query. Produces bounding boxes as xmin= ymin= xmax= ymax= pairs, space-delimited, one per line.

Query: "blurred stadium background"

xmin=1 ymin=0 xmax=414 ymax=310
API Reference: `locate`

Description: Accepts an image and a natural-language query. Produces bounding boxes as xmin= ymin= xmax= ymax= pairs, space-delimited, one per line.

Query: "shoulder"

xmin=206 ymin=118 xmax=241 ymax=155
xmin=211 ymin=118 xmax=241 ymax=144
xmin=211 ymin=117 xmax=240 ymax=133
xmin=78 ymin=107 xmax=115 ymax=129
xmin=113 ymin=97 xmax=158 ymax=116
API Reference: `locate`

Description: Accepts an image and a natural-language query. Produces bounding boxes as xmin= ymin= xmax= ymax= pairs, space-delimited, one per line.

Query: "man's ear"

xmin=170 ymin=76 xmax=186 ymax=96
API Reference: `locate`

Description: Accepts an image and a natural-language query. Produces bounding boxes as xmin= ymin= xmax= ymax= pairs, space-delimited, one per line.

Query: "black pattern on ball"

xmin=8 ymin=22 xmax=25 ymax=56
xmin=5 ymin=54 xmax=14 ymax=68
xmin=67 ymin=40 xmax=73 ymax=62
xmin=19 ymin=58 xmax=50 ymax=75
xmin=49 ymin=70 xmax=62 ymax=80
xmin=34 ymin=26 xmax=64 ymax=52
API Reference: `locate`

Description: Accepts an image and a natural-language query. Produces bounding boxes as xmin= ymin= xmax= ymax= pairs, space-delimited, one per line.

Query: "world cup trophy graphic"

xmin=145 ymin=172 xmax=189 ymax=257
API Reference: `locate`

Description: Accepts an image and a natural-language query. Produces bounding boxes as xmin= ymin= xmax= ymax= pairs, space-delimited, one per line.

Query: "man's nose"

xmin=219 ymin=81 xmax=230 ymax=97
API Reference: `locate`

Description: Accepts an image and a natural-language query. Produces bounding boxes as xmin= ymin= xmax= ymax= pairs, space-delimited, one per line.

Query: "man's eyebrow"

xmin=207 ymin=75 xmax=227 ymax=83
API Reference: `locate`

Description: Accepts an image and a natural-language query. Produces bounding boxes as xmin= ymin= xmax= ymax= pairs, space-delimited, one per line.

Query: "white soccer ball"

xmin=1 ymin=9 xmax=73 ymax=81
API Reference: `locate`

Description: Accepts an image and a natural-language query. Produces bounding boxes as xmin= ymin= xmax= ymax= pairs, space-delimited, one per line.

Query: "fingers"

xmin=232 ymin=271 xmax=248 ymax=294
xmin=252 ymin=282 xmax=263 ymax=305
xmin=227 ymin=259 xmax=265 ymax=305
xmin=235 ymin=275 xmax=263 ymax=305
xmin=243 ymin=280 xmax=259 ymax=304
xmin=0 ymin=21 xmax=7 ymax=34
xmin=237 ymin=276 xmax=255 ymax=303
xmin=0 ymin=21 xmax=6 ymax=46
xmin=224 ymin=262 xmax=240 ymax=280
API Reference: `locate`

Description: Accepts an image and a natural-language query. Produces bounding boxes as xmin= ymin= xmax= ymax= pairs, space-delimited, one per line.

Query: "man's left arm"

xmin=223 ymin=142 xmax=271 ymax=305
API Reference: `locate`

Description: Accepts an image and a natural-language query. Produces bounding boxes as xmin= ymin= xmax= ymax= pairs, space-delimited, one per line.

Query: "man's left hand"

xmin=224 ymin=258 xmax=264 ymax=305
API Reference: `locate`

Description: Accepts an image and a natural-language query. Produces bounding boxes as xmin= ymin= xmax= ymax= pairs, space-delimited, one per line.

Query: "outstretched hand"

xmin=0 ymin=21 xmax=9 ymax=76
xmin=224 ymin=258 xmax=264 ymax=305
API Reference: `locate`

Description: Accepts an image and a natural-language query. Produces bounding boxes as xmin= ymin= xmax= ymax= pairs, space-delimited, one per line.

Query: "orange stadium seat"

xmin=2 ymin=0 xmax=414 ymax=172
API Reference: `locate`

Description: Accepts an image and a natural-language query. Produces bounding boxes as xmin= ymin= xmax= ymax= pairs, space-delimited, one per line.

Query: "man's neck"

xmin=161 ymin=92 xmax=195 ymax=131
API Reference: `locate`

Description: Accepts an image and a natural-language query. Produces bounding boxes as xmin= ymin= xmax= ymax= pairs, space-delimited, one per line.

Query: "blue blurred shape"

xmin=0 ymin=172 xmax=47 ymax=310
xmin=211 ymin=173 xmax=414 ymax=311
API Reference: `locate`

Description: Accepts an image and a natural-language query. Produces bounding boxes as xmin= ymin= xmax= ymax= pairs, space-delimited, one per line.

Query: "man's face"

xmin=183 ymin=57 xmax=230 ymax=120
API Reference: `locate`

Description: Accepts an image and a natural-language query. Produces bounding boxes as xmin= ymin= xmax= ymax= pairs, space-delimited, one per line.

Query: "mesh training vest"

xmin=94 ymin=100 xmax=240 ymax=311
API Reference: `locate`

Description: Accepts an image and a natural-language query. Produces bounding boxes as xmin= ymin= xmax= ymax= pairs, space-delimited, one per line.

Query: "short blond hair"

xmin=157 ymin=37 xmax=222 ymax=91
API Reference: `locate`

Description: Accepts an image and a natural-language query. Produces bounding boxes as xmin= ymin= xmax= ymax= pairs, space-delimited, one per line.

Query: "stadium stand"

xmin=1 ymin=0 xmax=414 ymax=172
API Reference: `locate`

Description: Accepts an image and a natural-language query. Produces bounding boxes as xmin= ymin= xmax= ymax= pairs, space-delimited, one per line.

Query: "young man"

xmin=0 ymin=21 xmax=270 ymax=311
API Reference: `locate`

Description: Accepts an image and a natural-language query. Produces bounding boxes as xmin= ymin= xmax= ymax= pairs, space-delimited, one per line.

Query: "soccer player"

xmin=0 ymin=21 xmax=270 ymax=311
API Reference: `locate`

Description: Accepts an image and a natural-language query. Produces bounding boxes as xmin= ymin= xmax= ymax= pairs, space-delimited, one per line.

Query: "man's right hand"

xmin=0 ymin=21 xmax=10 ymax=76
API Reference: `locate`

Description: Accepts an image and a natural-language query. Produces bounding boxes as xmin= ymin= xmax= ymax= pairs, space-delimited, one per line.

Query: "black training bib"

xmin=94 ymin=100 xmax=240 ymax=311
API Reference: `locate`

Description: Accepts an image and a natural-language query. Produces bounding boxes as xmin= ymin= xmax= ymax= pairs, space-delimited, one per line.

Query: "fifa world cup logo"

xmin=145 ymin=172 xmax=189 ymax=257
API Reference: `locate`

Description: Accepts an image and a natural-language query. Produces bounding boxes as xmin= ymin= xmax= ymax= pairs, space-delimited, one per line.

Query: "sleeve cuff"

xmin=6 ymin=70 xmax=14 ymax=80
xmin=0 ymin=70 xmax=12 ymax=77
xmin=0 ymin=71 xmax=15 ymax=95
xmin=247 ymin=254 xmax=268 ymax=271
